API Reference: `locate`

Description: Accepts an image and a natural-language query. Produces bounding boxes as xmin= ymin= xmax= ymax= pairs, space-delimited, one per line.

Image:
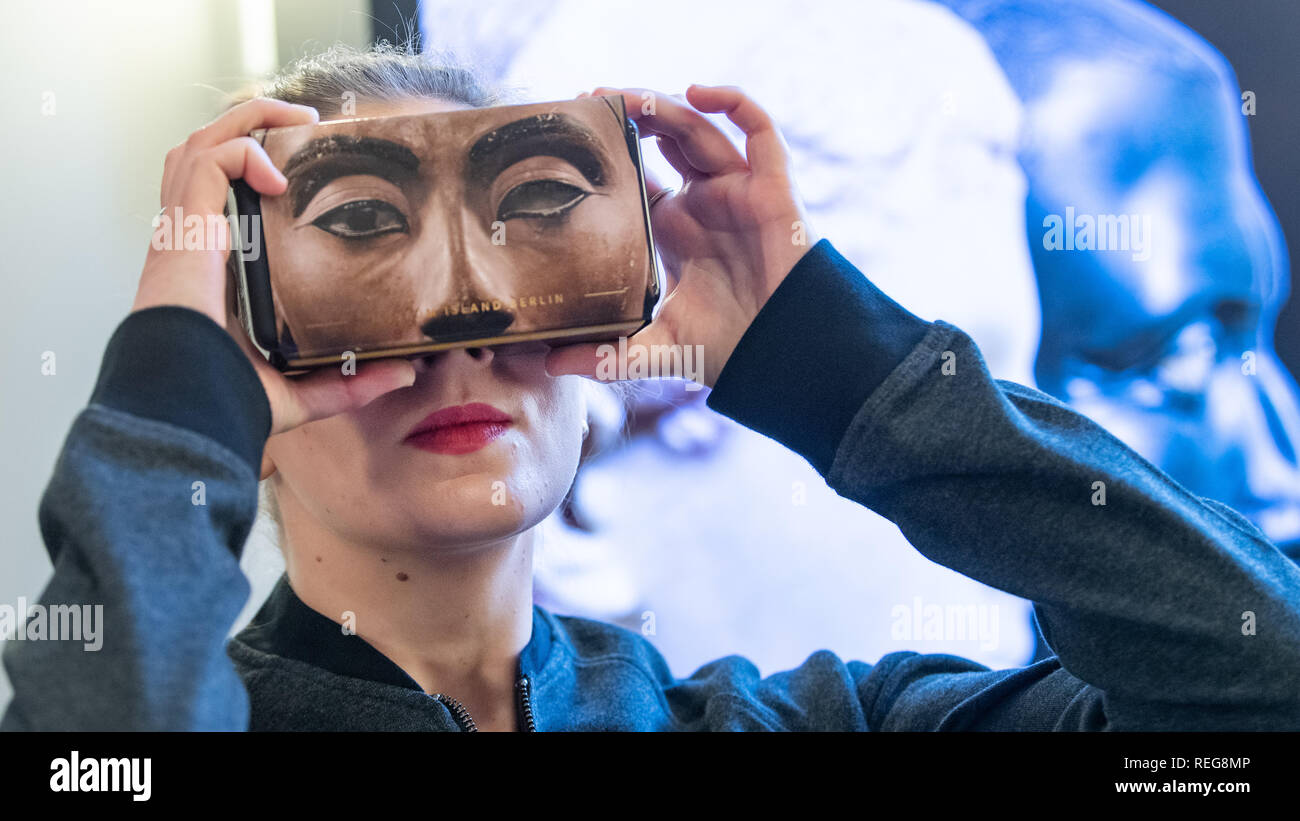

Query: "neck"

xmin=273 ymin=482 xmax=535 ymax=732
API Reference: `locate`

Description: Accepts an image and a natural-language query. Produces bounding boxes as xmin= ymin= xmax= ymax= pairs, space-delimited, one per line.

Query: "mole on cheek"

xmin=316 ymin=556 xmax=322 ymax=563
xmin=396 ymin=572 xmax=409 ymax=581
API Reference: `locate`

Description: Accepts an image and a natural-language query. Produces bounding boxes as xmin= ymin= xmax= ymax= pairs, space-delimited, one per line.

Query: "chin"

xmin=401 ymin=472 xmax=550 ymax=549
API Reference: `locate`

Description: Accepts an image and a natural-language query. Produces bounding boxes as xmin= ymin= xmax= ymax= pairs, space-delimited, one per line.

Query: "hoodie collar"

xmin=235 ymin=574 xmax=556 ymax=690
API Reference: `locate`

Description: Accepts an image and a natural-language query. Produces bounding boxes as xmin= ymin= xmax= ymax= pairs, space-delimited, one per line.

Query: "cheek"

xmin=574 ymin=195 xmax=649 ymax=317
xmin=454 ymin=372 xmax=577 ymax=522
xmin=268 ymin=415 xmax=372 ymax=513
xmin=500 ymin=198 xmax=648 ymax=327
xmin=511 ymin=379 xmax=586 ymax=502
xmin=275 ymin=236 xmax=421 ymax=353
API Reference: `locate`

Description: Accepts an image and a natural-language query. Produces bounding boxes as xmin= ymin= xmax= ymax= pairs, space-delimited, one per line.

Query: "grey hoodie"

xmin=4 ymin=239 xmax=1298 ymax=731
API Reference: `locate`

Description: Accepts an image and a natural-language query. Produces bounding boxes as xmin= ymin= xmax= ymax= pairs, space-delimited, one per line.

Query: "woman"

xmin=3 ymin=44 xmax=1297 ymax=731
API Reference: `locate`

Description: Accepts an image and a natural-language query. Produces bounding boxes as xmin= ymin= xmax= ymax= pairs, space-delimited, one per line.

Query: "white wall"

xmin=0 ymin=0 xmax=368 ymax=713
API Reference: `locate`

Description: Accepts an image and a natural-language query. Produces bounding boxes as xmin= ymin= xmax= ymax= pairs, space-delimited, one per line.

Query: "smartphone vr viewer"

xmin=232 ymin=94 xmax=661 ymax=371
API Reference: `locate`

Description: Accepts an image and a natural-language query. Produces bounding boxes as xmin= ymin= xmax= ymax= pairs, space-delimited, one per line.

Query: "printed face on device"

xmin=257 ymin=96 xmax=650 ymax=357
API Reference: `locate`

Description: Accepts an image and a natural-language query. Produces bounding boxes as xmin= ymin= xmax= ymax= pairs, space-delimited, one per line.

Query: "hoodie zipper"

xmin=516 ymin=674 xmax=536 ymax=732
xmin=433 ymin=674 xmax=535 ymax=732
xmin=434 ymin=693 xmax=478 ymax=732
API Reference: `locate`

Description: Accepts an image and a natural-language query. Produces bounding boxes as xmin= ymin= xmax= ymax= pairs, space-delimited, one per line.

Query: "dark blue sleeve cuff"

xmin=89 ymin=307 xmax=272 ymax=474
xmin=705 ymin=239 xmax=931 ymax=475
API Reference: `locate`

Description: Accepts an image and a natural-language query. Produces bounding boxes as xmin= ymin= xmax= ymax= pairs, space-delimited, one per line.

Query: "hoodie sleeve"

xmin=706 ymin=239 xmax=1300 ymax=730
xmin=1 ymin=307 xmax=269 ymax=731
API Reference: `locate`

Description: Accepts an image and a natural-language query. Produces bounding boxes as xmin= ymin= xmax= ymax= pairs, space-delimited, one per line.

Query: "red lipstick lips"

xmin=404 ymin=402 xmax=512 ymax=455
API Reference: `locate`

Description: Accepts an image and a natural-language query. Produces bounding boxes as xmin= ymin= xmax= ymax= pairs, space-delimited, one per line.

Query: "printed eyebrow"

xmin=465 ymin=113 xmax=608 ymax=190
xmin=282 ymin=135 xmax=420 ymax=217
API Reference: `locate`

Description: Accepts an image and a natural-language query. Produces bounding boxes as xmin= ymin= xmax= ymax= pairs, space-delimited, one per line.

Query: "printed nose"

xmin=419 ymin=204 xmax=515 ymax=342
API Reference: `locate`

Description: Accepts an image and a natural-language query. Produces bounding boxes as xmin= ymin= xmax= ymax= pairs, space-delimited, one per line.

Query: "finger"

xmin=225 ymin=293 xmax=276 ymax=358
xmin=639 ymin=167 xmax=680 ymax=291
xmin=185 ymin=97 xmax=318 ymax=152
xmin=654 ymin=135 xmax=694 ymax=181
xmin=684 ymin=84 xmax=791 ymax=176
xmin=545 ymin=321 xmax=681 ymax=381
xmin=163 ymin=98 xmax=312 ymax=207
xmin=160 ymin=144 xmax=185 ymax=209
xmin=274 ymin=359 xmax=417 ymax=433
xmin=544 ymin=342 xmax=601 ymax=380
xmin=594 ymin=86 xmax=747 ymax=176
xmin=175 ymin=136 xmax=287 ymax=217
xmin=220 ymin=309 xmax=411 ymax=432
xmin=643 ymin=164 xmax=669 ymax=199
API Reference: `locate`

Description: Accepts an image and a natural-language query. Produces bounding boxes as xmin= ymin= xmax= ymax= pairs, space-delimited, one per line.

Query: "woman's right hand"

xmin=133 ymin=97 xmax=416 ymax=454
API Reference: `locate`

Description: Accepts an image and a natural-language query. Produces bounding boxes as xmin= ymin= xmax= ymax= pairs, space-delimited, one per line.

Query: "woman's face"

xmin=263 ymin=98 xmax=588 ymax=553
xmin=258 ymin=94 xmax=651 ymax=357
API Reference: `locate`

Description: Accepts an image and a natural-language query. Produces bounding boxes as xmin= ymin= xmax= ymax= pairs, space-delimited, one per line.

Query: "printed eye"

xmin=311 ymin=199 xmax=409 ymax=238
xmin=496 ymin=179 xmax=589 ymax=221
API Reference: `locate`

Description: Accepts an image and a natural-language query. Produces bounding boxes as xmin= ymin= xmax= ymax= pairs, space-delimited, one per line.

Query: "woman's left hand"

xmin=545 ymin=84 xmax=819 ymax=388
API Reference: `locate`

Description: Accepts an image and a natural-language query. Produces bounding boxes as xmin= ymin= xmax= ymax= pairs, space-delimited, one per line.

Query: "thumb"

xmin=544 ymin=342 xmax=605 ymax=380
xmin=271 ymin=358 xmax=416 ymax=434
xmin=545 ymin=323 xmax=678 ymax=381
